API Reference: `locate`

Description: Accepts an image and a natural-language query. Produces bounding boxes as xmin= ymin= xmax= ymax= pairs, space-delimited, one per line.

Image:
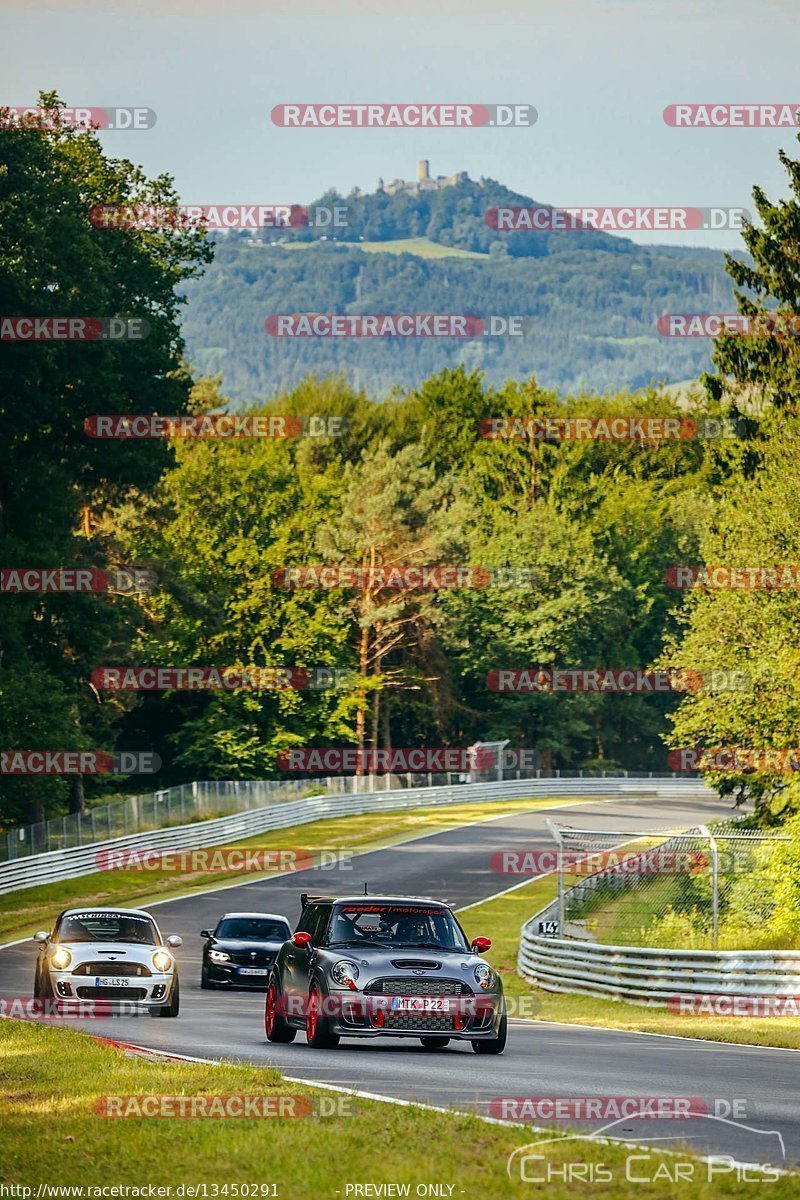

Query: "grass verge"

xmin=1 ymin=795 xmax=561 ymax=946
xmin=0 ymin=1019 xmax=791 ymax=1196
xmin=464 ymin=878 xmax=800 ymax=1050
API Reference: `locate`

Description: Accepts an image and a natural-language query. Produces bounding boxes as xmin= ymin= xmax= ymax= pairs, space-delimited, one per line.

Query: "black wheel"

xmin=34 ymin=964 xmax=53 ymax=1001
xmin=420 ymin=1036 xmax=450 ymax=1049
xmin=472 ymin=1005 xmax=506 ymax=1055
xmin=152 ymin=975 xmax=180 ymax=1017
xmin=305 ymin=983 xmax=339 ymax=1048
xmin=265 ymin=979 xmax=297 ymax=1043
xmin=200 ymin=967 xmax=217 ymax=990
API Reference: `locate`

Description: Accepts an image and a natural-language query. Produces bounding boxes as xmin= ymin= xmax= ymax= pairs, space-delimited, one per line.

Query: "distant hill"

xmin=180 ymin=171 xmax=738 ymax=400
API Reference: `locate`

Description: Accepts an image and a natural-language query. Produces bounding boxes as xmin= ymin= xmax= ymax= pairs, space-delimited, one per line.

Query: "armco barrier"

xmin=517 ymin=931 xmax=800 ymax=1005
xmin=0 ymin=776 xmax=710 ymax=897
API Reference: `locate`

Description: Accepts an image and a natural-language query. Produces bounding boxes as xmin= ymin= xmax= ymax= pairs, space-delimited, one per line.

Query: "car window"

xmin=215 ymin=918 xmax=290 ymax=941
xmin=311 ymin=905 xmax=332 ymax=944
xmin=56 ymin=911 xmax=158 ymax=945
xmin=328 ymin=904 xmax=468 ymax=950
xmin=295 ymin=904 xmax=329 ymax=942
xmin=295 ymin=905 xmax=320 ymax=936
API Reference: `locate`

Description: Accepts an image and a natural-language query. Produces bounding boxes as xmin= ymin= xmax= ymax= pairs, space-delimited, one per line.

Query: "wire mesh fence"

xmin=548 ymin=820 xmax=791 ymax=950
xmin=1 ymin=763 xmax=688 ymax=863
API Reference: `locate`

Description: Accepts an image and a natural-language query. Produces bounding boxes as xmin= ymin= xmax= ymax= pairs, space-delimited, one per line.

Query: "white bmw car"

xmin=33 ymin=906 xmax=182 ymax=1017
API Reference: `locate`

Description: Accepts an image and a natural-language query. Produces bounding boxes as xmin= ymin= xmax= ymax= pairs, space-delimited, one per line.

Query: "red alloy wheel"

xmin=306 ymin=989 xmax=319 ymax=1041
xmin=265 ymin=984 xmax=276 ymax=1035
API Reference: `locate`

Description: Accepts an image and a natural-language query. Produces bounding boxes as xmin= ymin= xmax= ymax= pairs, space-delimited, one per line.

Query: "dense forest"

xmin=2 ymin=100 xmax=800 ymax=830
xmin=181 ymin=172 xmax=737 ymax=399
xmin=182 ymin=233 xmax=734 ymax=398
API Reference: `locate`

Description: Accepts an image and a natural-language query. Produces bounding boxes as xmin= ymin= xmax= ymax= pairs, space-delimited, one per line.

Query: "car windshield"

xmin=56 ymin=911 xmax=158 ymax=945
xmin=327 ymin=904 xmax=468 ymax=951
xmin=216 ymin=918 xmax=290 ymax=941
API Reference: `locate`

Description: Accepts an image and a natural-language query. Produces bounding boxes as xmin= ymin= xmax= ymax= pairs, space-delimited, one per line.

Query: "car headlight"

xmin=152 ymin=949 xmax=173 ymax=972
xmin=209 ymin=949 xmax=230 ymax=963
xmin=50 ymin=947 xmax=72 ymax=970
xmin=331 ymin=960 xmax=359 ymax=988
xmin=474 ymin=963 xmax=496 ymax=990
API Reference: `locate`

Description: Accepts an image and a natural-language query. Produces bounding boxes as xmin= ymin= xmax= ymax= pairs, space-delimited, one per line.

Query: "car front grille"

xmin=384 ymin=1012 xmax=455 ymax=1031
xmin=365 ymin=977 xmax=472 ymax=996
xmin=229 ymin=952 xmax=275 ymax=967
xmin=72 ymin=961 xmax=152 ymax=977
xmin=75 ymin=986 xmax=148 ymax=1000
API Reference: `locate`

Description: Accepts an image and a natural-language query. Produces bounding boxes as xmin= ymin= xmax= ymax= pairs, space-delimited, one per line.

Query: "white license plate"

xmin=390 ymin=996 xmax=451 ymax=1012
xmin=238 ymin=967 xmax=269 ymax=976
xmin=94 ymin=976 xmax=130 ymax=987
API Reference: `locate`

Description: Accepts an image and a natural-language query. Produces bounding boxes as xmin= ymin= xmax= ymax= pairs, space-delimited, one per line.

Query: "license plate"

xmin=238 ymin=967 xmax=269 ymax=976
xmin=390 ymin=996 xmax=451 ymax=1012
xmin=94 ymin=976 xmax=130 ymax=987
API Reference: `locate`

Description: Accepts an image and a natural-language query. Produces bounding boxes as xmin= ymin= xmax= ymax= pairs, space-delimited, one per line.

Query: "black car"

xmin=264 ymin=893 xmax=506 ymax=1052
xmin=200 ymin=911 xmax=291 ymax=989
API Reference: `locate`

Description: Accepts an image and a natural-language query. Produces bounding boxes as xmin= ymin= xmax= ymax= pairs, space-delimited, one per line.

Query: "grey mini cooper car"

xmin=264 ymin=894 xmax=506 ymax=1053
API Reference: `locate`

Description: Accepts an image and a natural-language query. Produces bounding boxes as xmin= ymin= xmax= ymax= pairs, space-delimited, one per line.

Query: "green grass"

xmin=465 ymin=878 xmax=800 ymax=1049
xmin=1 ymin=795 xmax=560 ymax=945
xmin=1 ymin=1019 xmax=792 ymax=1195
xmin=280 ymin=236 xmax=489 ymax=259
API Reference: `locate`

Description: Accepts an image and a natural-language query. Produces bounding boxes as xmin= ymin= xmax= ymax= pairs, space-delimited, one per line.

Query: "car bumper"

xmin=206 ymin=962 xmax=273 ymax=987
xmin=326 ymin=991 xmax=505 ymax=1039
xmin=49 ymin=969 xmax=175 ymax=1010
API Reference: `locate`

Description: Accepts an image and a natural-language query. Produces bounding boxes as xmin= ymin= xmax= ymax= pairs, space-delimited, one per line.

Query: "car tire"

xmin=265 ymin=979 xmax=297 ymax=1043
xmin=472 ymin=1004 xmax=506 ymax=1055
xmin=305 ymin=982 xmax=339 ymax=1049
xmin=34 ymin=965 xmax=53 ymax=1001
xmin=200 ymin=967 xmax=217 ymax=990
xmin=420 ymin=1037 xmax=450 ymax=1050
xmin=152 ymin=976 xmax=180 ymax=1017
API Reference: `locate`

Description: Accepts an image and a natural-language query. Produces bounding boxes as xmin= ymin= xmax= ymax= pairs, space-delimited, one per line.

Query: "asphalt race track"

xmin=2 ymin=791 xmax=797 ymax=1169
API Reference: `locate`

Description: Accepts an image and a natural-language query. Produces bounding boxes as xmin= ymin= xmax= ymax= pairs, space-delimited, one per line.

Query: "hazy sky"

xmin=3 ymin=0 xmax=799 ymax=248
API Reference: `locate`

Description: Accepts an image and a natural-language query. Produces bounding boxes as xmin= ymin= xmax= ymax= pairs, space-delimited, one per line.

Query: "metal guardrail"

xmin=1 ymin=767 xmax=697 ymax=862
xmin=518 ymin=821 xmax=799 ymax=1004
xmin=517 ymin=932 xmax=800 ymax=1005
xmin=0 ymin=775 xmax=711 ymax=897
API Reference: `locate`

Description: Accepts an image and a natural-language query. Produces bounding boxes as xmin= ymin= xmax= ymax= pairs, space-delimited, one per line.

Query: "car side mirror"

xmin=166 ymin=935 xmax=183 ymax=948
xmin=200 ymin=930 xmax=212 ymax=939
xmin=33 ymin=931 xmax=49 ymax=944
xmin=471 ymin=936 xmax=492 ymax=953
xmin=292 ymin=931 xmax=313 ymax=948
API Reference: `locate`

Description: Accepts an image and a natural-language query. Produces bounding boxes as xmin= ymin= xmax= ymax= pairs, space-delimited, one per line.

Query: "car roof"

xmin=60 ymin=907 xmax=155 ymax=918
xmin=218 ymin=912 xmax=290 ymax=921
xmin=309 ymin=895 xmax=451 ymax=907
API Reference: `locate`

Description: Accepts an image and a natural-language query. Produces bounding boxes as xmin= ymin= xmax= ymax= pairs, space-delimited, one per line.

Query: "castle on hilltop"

xmin=377 ymin=161 xmax=471 ymax=196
